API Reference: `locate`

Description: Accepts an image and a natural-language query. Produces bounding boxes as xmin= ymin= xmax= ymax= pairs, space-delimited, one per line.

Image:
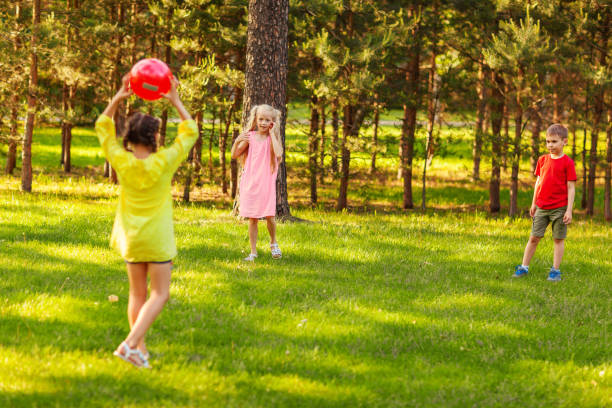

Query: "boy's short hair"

xmin=546 ymin=124 xmax=568 ymax=140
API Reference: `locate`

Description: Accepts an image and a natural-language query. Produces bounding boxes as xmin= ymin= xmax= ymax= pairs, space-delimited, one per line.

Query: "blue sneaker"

xmin=513 ymin=265 xmax=529 ymax=278
xmin=547 ymin=268 xmax=562 ymax=282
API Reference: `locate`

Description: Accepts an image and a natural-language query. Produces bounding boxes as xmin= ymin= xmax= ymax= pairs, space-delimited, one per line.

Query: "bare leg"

xmin=126 ymin=263 xmax=148 ymax=355
xmin=553 ymin=239 xmax=565 ymax=269
xmin=521 ymin=235 xmax=542 ymax=266
xmin=119 ymin=262 xmax=171 ymax=357
xmin=266 ymin=216 xmax=277 ymax=244
xmin=249 ymin=218 xmax=258 ymax=254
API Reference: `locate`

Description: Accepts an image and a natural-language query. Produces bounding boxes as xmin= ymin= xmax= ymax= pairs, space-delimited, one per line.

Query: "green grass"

xmin=0 ymin=118 xmax=611 ymax=407
xmin=0 ymin=176 xmax=611 ymax=407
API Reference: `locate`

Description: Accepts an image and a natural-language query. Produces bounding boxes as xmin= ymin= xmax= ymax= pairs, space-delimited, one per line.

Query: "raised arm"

xmin=162 ymin=76 xmax=192 ymax=121
xmin=103 ymin=74 xmax=133 ymax=118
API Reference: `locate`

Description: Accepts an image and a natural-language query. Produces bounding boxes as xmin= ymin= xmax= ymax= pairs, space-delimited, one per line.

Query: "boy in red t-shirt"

xmin=513 ymin=124 xmax=577 ymax=281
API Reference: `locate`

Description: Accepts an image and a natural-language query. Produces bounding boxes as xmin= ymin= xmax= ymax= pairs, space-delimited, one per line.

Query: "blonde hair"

xmin=239 ymin=104 xmax=284 ymax=171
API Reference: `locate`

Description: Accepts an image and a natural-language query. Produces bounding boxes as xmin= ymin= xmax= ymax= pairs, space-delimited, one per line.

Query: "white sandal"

xmin=270 ymin=243 xmax=282 ymax=259
xmin=113 ymin=341 xmax=150 ymax=369
xmin=244 ymin=253 xmax=258 ymax=261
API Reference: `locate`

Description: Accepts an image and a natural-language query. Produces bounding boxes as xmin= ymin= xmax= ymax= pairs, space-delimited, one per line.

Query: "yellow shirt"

xmin=95 ymin=114 xmax=198 ymax=262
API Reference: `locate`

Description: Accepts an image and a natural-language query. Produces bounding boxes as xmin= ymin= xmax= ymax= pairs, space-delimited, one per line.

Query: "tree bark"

xmin=489 ymin=72 xmax=504 ymax=213
xmin=530 ymin=109 xmax=541 ymax=175
xmin=587 ymin=16 xmax=609 ymax=215
xmin=336 ymin=106 xmax=367 ymax=210
xmin=230 ymin=128 xmax=240 ymax=199
xmin=330 ymin=99 xmax=339 ymax=175
xmin=6 ymin=2 xmax=21 ymax=175
xmin=319 ymin=104 xmax=326 ymax=183
xmin=422 ymin=48 xmax=439 ymax=211
xmin=309 ymin=95 xmax=319 ymax=204
xmin=581 ymin=84 xmax=589 ymax=209
xmin=370 ymin=99 xmax=380 ymax=174
xmin=509 ymin=68 xmax=525 ymax=218
xmin=21 ymin=0 xmax=40 ymax=192
xmin=401 ymin=38 xmax=420 ymax=210
xmin=242 ymin=0 xmax=291 ymax=219
xmin=472 ymin=60 xmax=486 ymax=181
xmin=158 ymin=8 xmax=173 ymax=147
xmin=209 ymin=109 xmax=216 ymax=183
xmin=605 ymin=106 xmax=612 ymax=221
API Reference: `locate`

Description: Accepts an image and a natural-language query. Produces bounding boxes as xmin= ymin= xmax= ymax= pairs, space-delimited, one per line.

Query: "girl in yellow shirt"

xmin=96 ymin=74 xmax=197 ymax=368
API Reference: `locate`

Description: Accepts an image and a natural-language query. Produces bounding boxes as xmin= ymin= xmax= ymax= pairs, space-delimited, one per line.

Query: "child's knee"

xmin=553 ymin=238 xmax=565 ymax=244
xmin=529 ymin=235 xmax=542 ymax=244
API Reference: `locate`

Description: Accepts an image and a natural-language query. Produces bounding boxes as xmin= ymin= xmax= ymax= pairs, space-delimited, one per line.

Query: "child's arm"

xmin=102 ymin=74 xmax=133 ymax=118
xmin=162 ymin=76 xmax=192 ymax=121
xmin=529 ymin=176 xmax=540 ymax=217
xmin=563 ymin=181 xmax=576 ymax=224
xmin=231 ymin=133 xmax=249 ymax=159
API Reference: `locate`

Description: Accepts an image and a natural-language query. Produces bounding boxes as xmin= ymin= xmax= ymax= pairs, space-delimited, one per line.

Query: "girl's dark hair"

xmin=123 ymin=112 xmax=160 ymax=152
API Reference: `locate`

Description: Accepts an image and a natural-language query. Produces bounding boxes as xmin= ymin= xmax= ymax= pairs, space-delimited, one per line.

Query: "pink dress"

xmin=239 ymin=131 xmax=278 ymax=218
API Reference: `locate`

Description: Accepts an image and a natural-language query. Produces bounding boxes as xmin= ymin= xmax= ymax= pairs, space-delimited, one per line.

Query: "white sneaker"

xmin=270 ymin=243 xmax=282 ymax=259
xmin=244 ymin=253 xmax=257 ymax=261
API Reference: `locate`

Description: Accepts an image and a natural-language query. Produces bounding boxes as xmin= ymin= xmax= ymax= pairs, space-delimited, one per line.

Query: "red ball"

xmin=129 ymin=58 xmax=172 ymax=101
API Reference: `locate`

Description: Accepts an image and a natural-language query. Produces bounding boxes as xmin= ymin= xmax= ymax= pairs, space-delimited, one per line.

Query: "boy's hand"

xmin=529 ymin=204 xmax=537 ymax=218
xmin=563 ymin=209 xmax=572 ymax=224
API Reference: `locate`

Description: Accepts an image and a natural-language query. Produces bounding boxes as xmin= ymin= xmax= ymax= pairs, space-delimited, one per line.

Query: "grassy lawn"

xmin=0 ymin=120 xmax=610 ymax=407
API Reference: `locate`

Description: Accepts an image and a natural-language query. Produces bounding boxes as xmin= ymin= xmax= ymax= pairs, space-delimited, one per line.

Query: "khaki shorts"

xmin=531 ymin=206 xmax=568 ymax=239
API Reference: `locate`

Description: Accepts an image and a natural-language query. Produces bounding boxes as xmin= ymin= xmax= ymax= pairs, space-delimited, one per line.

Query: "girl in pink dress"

xmin=231 ymin=104 xmax=284 ymax=261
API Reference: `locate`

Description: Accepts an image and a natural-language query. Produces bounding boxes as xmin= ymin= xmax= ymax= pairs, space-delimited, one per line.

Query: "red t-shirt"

xmin=534 ymin=154 xmax=577 ymax=209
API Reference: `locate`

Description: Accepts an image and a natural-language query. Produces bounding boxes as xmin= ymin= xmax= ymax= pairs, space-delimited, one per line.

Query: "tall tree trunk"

xmin=336 ymin=106 xmax=367 ymax=211
xmin=422 ymin=40 xmax=438 ymax=212
xmin=472 ymin=59 xmax=486 ymax=181
xmin=501 ymin=83 xmax=510 ymax=170
xmin=370 ymin=99 xmax=380 ymax=174
xmin=582 ymin=84 xmax=589 ymax=209
xmin=242 ymin=0 xmax=291 ymax=218
xmin=552 ymin=72 xmax=561 ymax=122
xmin=489 ymin=72 xmax=504 ymax=213
xmin=509 ymin=69 xmax=524 ymax=218
xmin=6 ymin=2 xmax=20 ymax=175
xmin=6 ymin=104 xmax=19 ymax=175
xmin=319 ymin=104 xmax=326 ymax=183
xmin=331 ymin=99 xmax=339 ymax=175
xmin=158 ymin=8 xmax=173 ymax=147
xmin=21 ymin=0 xmax=40 ymax=192
xmin=230 ymin=128 xmax=240 ymax=199
xmin=605 ymin=106 xmax=612 ymax=221
xmin=587 ymin=18 xmax=609 ymax=215
xmin=219 ymin=104 xmax=234 ymax=195
xmin=209 ymin=110 xmax=216 ymax=182
xmin=308 ymin=95 xmax=319 ymax=204
xmin=530 ymin=109 xmax=541 ymax=175
xmin=401 ymin=37 xmax=420 ymax=210
xmin=194 ymin=111 xmax=204 ymax=186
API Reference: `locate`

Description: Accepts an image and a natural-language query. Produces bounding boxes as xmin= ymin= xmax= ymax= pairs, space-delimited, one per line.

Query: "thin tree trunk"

xmin=209 ymin=110 xmax=215 ymax=182
xmin=194 ymin=111 xmax=204 ymax=186
xmin=472 ymin=60 xmax=486 ymax=181
xmin=422 ymin=39 xmax=438 ymax=212
xmin=336 ymin=106 xmax=367 ymax=211
xmin=530 ymin=110 xmax=541 ymax=175
xmin=309 ymin=95 xmax=319 ymax=204
xmin=158 ymin=8 xmax=173 ymax=147
xmin=6 ymin=104 xmax=19 ymax=175
xmin=605 ymin=106 xmax=612 ymax=221
xmin=21 ymin=0 xmax=40 ymax=192
xmin=370 ymin=99 xmax=380 ymax=174
xmin=582 ymin=85 xmax=589 ymax=209
xmin=401 ymin=39 xmax=420 ymax=210
xmin=509 ymin=69 xmax=524 ymax=218
xmin=230 ymin=128 xmax=240 ymax=199
xmin=489 ymin=72 xmax=504 ymax=213
xmin=220 ymin=98 xmax=236 ymax=194
xmin=501 ymin=84 xmax=510 ymax=170
xmin=242 ymin=0 xmax=291 ymax=218
xmin=331 ymin=99 xmax=339 ymax=175
xmin=319 ymin=104 xmax=326 ymax=184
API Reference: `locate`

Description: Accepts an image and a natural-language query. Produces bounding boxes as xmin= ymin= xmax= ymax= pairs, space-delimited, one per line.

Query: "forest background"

xmin=1 ymin=0 xmax=611 ymax=220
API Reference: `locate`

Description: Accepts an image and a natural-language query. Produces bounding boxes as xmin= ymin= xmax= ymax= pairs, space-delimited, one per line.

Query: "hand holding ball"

xmin=129 ymin=58 xmax=173 ymax=101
